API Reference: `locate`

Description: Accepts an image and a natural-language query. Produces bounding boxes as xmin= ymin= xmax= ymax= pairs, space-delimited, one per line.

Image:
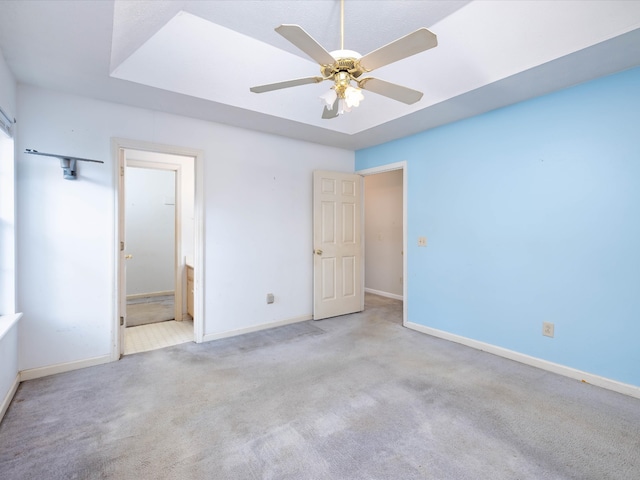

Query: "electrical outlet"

xmin=418 ymin=236 xmax=427 ymax=247
xmin=542 ymin=321 xmax=554 ymax=338
xmin=266 ymin=293 xmax=274 ymax=304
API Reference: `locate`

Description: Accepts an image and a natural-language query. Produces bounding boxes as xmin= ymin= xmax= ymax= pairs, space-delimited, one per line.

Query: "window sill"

xmin=0 ymin=313 xmax=22 ymax=342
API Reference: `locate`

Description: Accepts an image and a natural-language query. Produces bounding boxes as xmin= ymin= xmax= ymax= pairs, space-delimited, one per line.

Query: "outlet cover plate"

xmin=542 ymin=321 xmax=554 ymax=337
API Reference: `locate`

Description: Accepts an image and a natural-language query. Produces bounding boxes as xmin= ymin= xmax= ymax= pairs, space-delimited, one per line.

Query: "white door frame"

xmin=356 ymin=161 xmax=408 ymax=326
xmin=112 ymin=138 xmax=205 ymax=360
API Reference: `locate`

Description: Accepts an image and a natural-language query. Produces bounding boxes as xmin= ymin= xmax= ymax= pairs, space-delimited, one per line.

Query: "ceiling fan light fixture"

xmin=319 ymin=88 xmax=338 ymax=109
xmin=321 ymin=83 xmax=363 ymax=115
xmin=325 ymin=71 xmax=363 ymax=114
xmin=344 ymin=85 xmax=364 ymax=108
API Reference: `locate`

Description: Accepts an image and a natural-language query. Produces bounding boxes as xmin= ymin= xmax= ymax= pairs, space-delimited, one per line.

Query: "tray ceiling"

xmin=1 ymin=1 xmax=639 ymax=149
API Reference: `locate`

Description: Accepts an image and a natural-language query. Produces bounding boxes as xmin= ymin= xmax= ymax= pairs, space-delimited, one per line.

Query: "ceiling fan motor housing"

xmin=322 ymin=49 xmax=366 ymax=79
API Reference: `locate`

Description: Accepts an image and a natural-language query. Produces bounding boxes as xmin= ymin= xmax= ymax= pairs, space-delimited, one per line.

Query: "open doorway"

xmin=358 ymin=162 xmax=407 ymax=326
xmin=119 ymin=148 xmax=196 ymax=355
xmin=125 ymin=166 xmax=184 ymax=345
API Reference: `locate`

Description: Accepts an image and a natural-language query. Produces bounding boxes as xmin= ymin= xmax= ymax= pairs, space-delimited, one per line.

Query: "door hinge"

xmin=120 ymin=166 xmax=124 ymax=176
xmin=120 ymin=241 xmax=125 ymax=252
xmin=120 ymin=316 xmax=124 ymax=326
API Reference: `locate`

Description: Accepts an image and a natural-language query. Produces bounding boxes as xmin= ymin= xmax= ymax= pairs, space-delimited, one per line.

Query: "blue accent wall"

xmin=356 ymin=67 xmax=640 ymax=387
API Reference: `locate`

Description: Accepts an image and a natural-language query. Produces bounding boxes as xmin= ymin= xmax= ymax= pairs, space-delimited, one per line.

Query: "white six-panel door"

xmin=313 ymin=170 xmax=363 ymax=320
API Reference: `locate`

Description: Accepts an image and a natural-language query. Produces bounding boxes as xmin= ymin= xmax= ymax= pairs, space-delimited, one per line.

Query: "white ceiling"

xmin=1 ymin=0 xmax=639 ymax=150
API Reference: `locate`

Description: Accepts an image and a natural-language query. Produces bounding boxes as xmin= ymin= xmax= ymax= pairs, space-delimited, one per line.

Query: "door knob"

xmin=125 ymin=254 xmax=133 ymax=260
xmin=314 ymin=249 xmax=323 ymax=256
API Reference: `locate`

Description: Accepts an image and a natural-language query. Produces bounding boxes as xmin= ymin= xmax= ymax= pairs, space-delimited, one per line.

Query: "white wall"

xmin=16 ymin=84 xmax=354 ymax=373
xmin=125 ymin=167 xmax=175 ymax=296
xmin=364 ymin=170 xmax=403 ymax=297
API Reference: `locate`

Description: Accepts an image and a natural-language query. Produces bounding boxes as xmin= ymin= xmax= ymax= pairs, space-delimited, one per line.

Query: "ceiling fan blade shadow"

xmin=250 ymin=76 xmax=325 ymax=93
xmin=359 ymin=28 xmax=437 ymax=72
xmin=358 ymin=78 xmax=423 ymax=105
xmin=275 ymin=24 xmax=336 ymax=65
xmin=322 ymin=98 xmax=339 ymax=119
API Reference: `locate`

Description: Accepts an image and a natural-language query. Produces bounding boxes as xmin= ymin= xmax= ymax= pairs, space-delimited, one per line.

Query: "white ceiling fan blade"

xmin=275 ymin=24 xmax=336 ymax=66
xmin=322 ymin=98 xmax=339 ymax=119
xmin=358 ymin=78 xmax=423 ymax=105
xmin=359 ymin=28 xmax=437 ymax=72
xmin=250 ymin=76 xmax=325 ymax=93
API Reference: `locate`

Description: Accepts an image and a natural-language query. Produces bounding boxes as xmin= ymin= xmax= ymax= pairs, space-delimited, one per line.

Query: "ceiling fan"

xmin=249 ymin=0 xmax=437 ymax=119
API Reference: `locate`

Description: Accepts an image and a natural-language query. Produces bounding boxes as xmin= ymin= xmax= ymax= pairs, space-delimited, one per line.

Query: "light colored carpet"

xmin=1 ymin=294 xmax=639 ymax=479
xmin=126 ymin=294 xmax=174 ymax=327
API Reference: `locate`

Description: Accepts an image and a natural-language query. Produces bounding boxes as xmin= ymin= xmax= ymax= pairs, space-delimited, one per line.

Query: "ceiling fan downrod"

xmin=340 ymin=0 xmax=344 ymax=50
xmin=322 ymin=0 xmax=364 ymax=111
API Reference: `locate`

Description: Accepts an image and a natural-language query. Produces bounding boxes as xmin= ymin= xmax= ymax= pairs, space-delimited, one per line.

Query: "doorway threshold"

xmin=124 ymin=319 xmax=193 ymax=355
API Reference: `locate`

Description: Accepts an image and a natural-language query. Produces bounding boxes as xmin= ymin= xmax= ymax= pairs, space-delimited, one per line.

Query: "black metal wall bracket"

xmin=25 ymin=149 xmax=104 ymax=180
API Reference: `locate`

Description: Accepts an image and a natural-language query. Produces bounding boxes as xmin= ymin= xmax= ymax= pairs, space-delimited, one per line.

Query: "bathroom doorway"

xmin=119 ymin=148 xmax=196 ymax=355
xmin=125 ymin=166 xmax=177 ymax=328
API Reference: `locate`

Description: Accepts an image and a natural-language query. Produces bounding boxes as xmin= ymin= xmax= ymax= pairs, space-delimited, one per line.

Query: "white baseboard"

xmin=0 ymin=374 xmax=20 ymax=423
xmin=126 ymin=290 xmax=174 ymax=300
xmin=19 ymin=354 xmax=113 ymax=382
xmin=365 ymin=288 xmax=403 ymax=301
xmin=405 ymin=321 xmax=640 ymax=400
xmin=203 ymin=314 xmax=313 ymax=343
